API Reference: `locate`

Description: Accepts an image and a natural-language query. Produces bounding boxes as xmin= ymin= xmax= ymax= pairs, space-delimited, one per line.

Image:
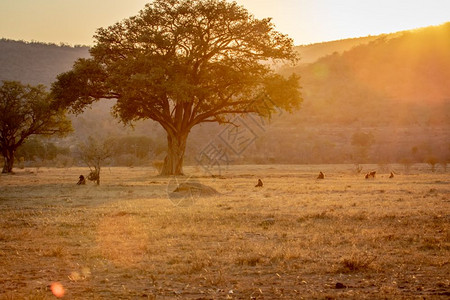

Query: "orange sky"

xmin=0 ymin=0 xmax=449 ymax=46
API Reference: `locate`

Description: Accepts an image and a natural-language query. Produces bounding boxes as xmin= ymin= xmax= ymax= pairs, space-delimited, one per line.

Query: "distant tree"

xmin=16 ymin=138 xmax=45 ymax=162
xmin=106 ymin=136 xmax=163 ymax=160
xmin=354 ymin=164 xmax=363 ymax=174
xmin=351 ymin=131 xmax=375 ymax=163
xmin=105 ymin=135 xmax=167 ymax=166
xmin=51 ymin=0 xmax=302 ymax=175
xmin=351 ymin=131 xmax=375 ymax=148
xmin=0 ymin=81 xmax=71 ymax=173
xmin=399 ymin=157 xmax=413 ymax=174
xmin=77 ymin=137 xmax=112 ymax=185
xmin=438 ymin=159 xmax=448 ymax=172
xmin=16 ymin=138 xmax=70 ymax=162
xmin=425 ymin=156 xmax=438 ymax=173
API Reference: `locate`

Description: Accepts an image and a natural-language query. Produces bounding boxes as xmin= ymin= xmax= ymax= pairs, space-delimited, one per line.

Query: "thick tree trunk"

xmin=2 ymin=148 xmax=15 ymax=173
xmin=160 ymin=132 xmax=188 ymax=176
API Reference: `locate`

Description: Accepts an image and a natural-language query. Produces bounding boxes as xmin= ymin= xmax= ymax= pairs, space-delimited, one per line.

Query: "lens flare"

xmin=50 ymin=282 xmax=65 ymax=298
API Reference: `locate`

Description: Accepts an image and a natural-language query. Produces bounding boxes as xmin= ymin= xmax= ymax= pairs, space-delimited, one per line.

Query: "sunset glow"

xmin=0 ymin=0 xmax=448 ymax=45
xmin=0 ymin=0 xmax=449 ymax=299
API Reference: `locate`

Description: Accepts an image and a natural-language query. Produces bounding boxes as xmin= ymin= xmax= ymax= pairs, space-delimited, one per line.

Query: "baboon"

xmin=365 ymin=171 xmax=376 ymax=179
xmin=255 ymin=179 xmax=263 ymax=187
xmin=389 ymin=172 xmax=394 ymax=178
xmin=317 ymin=171 xmax=325 ymax=179
xmin=77 ymin=175 xmax=86 ymax=185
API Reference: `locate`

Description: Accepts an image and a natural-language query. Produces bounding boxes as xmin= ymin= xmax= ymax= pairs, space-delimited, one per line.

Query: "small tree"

xmin=351 ymin=131 xmax=375 ymax=163
xmin=78 ymin=137 xmax=112 ymax=185
xmin=425 ymin=156 xmax=438 ymax=173
xmin=0 ymin=81 xmax=71 ymax=173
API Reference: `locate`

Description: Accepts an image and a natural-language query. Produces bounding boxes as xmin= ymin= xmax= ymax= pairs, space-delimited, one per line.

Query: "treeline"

xmin=14 ymin=135 xmax=167 ymax=169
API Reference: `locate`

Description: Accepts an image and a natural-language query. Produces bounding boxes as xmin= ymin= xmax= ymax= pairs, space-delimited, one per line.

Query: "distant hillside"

xmin=270 ymin=23 xmax=450 ymax=165
xmin=281 ymin=22 xmax=450 ymax=125
xmin=1 ymin=24 xmax=449 ymax=167
xmin=294 ymin=35 xmax=379 ymax=64
xmin=310 ymin=23 xmax=450 ymax=103
xmin=0 ymin=39 xmax=89 ymax=87
xmin=0 ymin=33 xmax=389 ymax=87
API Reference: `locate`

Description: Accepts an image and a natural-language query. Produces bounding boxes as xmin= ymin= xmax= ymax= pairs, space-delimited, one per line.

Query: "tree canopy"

xmin=52 ymin=0 xmax=302 ymax=175
xmin=0 ymin=81 xmax=72 ymax=173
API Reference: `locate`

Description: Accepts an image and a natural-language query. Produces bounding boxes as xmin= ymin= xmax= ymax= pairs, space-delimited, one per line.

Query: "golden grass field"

xmin=0 ymin=165 xmax=449 ymax=299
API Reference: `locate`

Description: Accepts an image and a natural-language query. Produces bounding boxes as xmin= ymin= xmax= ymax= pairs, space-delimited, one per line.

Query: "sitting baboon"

xmin=255 ymin=179 xmax=263 ymax=187
xmin=317 ymin=171 xmax=325 ymax=179
xmin=77 ymin=175 xmax=86 ymax=185
xmin=365 ymin=171 xmax=376 ymax=179
xmin=389 ymin=172 xmax=394 ymax=178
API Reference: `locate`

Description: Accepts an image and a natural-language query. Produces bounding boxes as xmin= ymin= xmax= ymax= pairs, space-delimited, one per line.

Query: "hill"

xmin=302 ymin=23 xmax=450 ymax=104
xmin=0 ymin=24 xmax=449 ymax=168
xmin=0 ymin=34 xmax=380 ymax=89
xmin=0 ymin=39 xmax=89 ymax=86
xmin=268 ymin=23 xmax=450 ymax=165
xmin=197 ymin=23 xmax=450 ymax=166
xmin=280 ymin=23 xmax=450 ymax=124
xmin=294 ymin=35 xmax=380 ymax=64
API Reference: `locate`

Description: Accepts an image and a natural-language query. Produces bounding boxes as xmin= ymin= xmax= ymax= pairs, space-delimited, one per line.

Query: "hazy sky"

xmin=0 ymin=0 xmax=449 ymax=46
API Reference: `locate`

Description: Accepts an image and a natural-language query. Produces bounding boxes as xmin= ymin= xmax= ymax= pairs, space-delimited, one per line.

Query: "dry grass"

xmin=0 ymin=165 xmax=449 ymax=299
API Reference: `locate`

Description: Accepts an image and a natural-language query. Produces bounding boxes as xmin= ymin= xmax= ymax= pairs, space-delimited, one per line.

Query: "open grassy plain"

xmin=0 ymin=165 xmax=449 ymax=299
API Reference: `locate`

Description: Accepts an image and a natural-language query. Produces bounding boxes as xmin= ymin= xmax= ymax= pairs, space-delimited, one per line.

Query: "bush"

xmin=337 ymin=252 xmax=377 ymax=273
xmin=88 ymin=170 xmax=99 ymax=181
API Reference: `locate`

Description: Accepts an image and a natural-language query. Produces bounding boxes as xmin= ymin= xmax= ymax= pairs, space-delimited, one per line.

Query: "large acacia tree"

xmin=52 ymin=0 xmax=302 ymax=175
xmin=0 ymin=81 xmax=72 ymax=173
